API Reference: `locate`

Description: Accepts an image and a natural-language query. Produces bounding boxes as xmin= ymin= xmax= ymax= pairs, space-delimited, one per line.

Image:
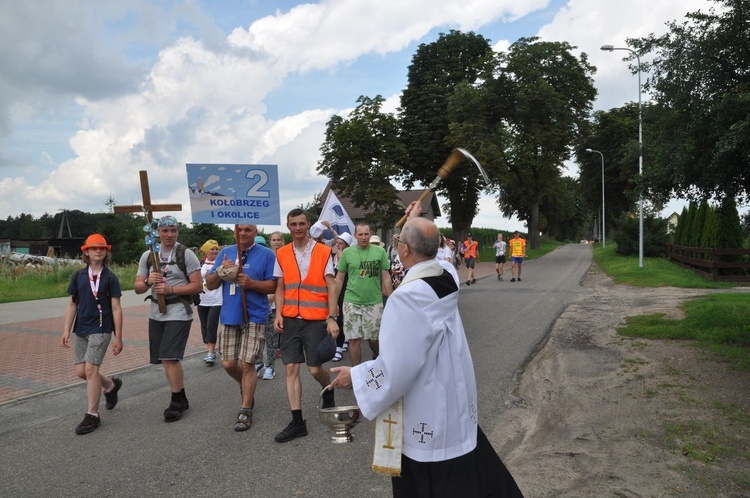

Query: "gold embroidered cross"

xmin=383 ymin=413 xmax=398 ymax=449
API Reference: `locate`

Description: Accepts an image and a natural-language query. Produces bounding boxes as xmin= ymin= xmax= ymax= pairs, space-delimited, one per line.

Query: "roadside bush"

xmin=612 ymin=211 xmax=669 ymax=257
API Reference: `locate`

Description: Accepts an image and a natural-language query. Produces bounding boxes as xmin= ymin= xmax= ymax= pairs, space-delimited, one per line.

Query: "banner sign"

xmin=186 ymin=163 xmax=280 ymax=225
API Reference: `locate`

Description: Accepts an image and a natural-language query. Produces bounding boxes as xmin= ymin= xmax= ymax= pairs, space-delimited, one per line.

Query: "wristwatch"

xmin=327 ymin=315 xmax=338 ymax=321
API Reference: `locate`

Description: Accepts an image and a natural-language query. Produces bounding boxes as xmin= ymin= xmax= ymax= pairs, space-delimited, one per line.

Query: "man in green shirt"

xmin=335 ymin=223 xmax=393 ymax=366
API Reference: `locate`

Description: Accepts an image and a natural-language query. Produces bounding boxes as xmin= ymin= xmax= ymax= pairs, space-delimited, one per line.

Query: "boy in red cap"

xmin=61 ymin=234 xmax=124 ymax=435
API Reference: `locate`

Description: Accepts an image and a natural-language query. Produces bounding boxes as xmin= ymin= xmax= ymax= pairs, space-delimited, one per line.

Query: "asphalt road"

xmin=0 ymin=244 xmax=592 ymax=498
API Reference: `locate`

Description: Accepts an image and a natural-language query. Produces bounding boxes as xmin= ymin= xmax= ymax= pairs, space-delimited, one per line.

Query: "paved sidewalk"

xmin=0 ymin=261 xmax=500 ymax=405
xmin=0 ymin=293 xmax=206 ymax=405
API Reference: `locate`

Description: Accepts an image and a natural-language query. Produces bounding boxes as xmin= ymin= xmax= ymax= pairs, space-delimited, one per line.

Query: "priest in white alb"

xmin=330 ymin=201 xmax=523 ymax=498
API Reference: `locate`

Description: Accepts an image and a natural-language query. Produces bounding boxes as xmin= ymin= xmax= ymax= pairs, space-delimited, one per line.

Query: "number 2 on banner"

xmin=245 ymin=169 xmax=270 ymax=198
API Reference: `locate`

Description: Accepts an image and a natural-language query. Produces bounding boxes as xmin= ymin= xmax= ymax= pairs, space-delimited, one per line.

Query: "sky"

xmin=0 ymin=0 xmax=716 ymax=234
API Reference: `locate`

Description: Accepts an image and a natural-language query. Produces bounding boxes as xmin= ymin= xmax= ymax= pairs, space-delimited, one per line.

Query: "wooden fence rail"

xmin=665 ymin=244 xmax=750 ymax=282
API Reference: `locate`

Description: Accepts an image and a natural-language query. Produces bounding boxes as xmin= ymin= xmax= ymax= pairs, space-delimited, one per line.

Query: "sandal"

xmin=234 ymin=410 xmax=252 ymax=432
xmin=332 ymin=352 xmax=342 ymax=362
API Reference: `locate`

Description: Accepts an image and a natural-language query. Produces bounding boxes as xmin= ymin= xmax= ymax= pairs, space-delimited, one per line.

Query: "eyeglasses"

xmin=394 ymin=235 xmax=406 ymax=246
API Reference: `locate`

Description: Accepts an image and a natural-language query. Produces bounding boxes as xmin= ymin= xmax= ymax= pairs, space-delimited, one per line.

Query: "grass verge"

xmin=0 ymin=262 xmax=137 ymax=303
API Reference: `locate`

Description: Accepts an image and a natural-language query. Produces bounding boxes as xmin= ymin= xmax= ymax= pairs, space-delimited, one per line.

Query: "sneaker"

xmin=321 ymin=389 xmax=335 ymax=409
xmin=255 ymin=362 xmax=264 ymax=374
xmin=164 ymin=397 xmax=189 ymax=422
xmin=204 ymin=352 xmax=215 ymax=366
xmin=341 ymin=341 xmax=349 ymax=352
xmin=275 ymin=420 xmax=308 ymax=443
xmin=233 ymin=409 xmax=252 ymax=432
xmin=510 ymin=278 xmax=516 ymax=282
xmin=262 ymin=366 xmax=275 ymax=380
xmin=497 ymin=274 xmax=501 ymax=281
xmin=275 ymin=348 xmax=282 ymax=358
xmin=499 ymin=277 xmax=504 ymax=281
xmin=518 ymin=278 xmax=522 ymax=282
xmin=471 ymin=278 xmax=476 ymax=284
xmin=104 ymin=377 xmax=122 ymax=410
xmin=75 ymin=413 xmax=101 ymax=435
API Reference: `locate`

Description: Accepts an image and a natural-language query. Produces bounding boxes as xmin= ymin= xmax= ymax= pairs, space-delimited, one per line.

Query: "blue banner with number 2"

xmin=186 ymin=163 xmax=280 ymax=225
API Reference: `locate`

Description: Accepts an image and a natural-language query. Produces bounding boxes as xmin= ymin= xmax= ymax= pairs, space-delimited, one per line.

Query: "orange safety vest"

xmin=277 ymin=242 xmax=331 ymax=320
xmin=463 ymin=240 xmax=478 ymax=259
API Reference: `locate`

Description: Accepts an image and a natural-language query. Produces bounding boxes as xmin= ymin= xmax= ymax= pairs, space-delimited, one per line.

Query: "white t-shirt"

xmin=199 ymin=260 xmax=223 ymax=307
xmin=493 ymin=240 xmax=507 ymax=256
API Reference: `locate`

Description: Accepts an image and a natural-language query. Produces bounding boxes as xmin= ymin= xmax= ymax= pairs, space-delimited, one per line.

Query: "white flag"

xmin=319 ymin=190 xmax=355 ymax=240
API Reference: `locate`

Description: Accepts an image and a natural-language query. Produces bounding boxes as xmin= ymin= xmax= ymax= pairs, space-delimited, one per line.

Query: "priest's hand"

xmin=329 ymin=367 xmax=352 ymax=390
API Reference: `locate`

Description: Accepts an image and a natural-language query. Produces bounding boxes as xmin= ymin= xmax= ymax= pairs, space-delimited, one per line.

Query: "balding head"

xmin=399 ymin=217 xmax=440 ymax=267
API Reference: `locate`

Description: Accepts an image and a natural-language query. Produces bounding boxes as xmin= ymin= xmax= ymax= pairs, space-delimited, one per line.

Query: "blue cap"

xmin=254 ymin=235 xmax=268 ymax=246
xmin=316 ymin=334 xmax=336 ymax=364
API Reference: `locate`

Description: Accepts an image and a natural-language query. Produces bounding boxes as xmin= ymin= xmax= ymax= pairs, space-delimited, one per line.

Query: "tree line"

xmin=1 ymin=210 xmax=240 ymax=265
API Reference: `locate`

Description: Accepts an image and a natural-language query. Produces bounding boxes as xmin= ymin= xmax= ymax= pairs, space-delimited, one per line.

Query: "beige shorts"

xmin=343 ymin=302 xmax=383 ymax=341
xmin=219 ymin=322 xmax=264 ymax=364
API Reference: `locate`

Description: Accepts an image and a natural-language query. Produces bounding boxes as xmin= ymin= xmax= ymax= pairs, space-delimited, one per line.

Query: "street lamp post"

xmin=601 ymin=44 xmax=643 ymax=268
xmin=586 ymin=148 xmax=605 ymax=248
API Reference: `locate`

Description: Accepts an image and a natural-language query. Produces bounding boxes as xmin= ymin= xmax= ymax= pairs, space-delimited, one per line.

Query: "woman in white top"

xmin=198 ymin=239 xmax=223 ymax=365
xmin=437 ymin=235 xmax=454 ymax=265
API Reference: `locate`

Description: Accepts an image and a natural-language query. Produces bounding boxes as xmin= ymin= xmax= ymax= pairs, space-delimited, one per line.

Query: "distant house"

xmin=319 ymin=183 xmax=441 ymax=242
xmin=666 ymin=211 xmax=679 ymax=234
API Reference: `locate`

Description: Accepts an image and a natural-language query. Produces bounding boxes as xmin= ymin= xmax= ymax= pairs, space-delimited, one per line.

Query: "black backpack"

xmin=146 ymin=243 xmax=202 ymax=309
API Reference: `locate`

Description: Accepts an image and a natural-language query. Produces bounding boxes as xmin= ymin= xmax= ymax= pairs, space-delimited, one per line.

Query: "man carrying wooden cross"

xmin=135 ymin=215 xmax=202 ymax=422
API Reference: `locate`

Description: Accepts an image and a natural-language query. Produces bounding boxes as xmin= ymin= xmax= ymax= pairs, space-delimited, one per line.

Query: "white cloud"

xmin=538 ymin=0 xmax=711 ymax=111
xmin=0 ymin=0 xmax=716 ymax=232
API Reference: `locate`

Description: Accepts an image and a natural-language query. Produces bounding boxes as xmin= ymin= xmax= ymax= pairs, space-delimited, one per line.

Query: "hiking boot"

xmin=321 ymin=389 xmax=335 ymax=409
xmin=275 ymin=420 xmax=308 ymax=443
xmin=262 ymin=366 xmax=275 ymax=380
xmin=164 ymin=397 xmax=189 ymax=422
xmin=233 ymin=409 xmax=252 ymax=432
xmin=75 ymin=413 xmax=101 ymax=435
xmin=104 ymin=377 xmax=122 ymax=410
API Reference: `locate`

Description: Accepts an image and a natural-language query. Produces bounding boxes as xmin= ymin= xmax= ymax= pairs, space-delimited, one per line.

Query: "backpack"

xmin=146 ymin=243 xmax=202 ymax=309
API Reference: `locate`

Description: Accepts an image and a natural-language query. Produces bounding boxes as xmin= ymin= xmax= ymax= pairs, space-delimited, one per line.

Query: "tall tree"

xmin=450 ymin=37 xmax=597 ymax=248
xmin=318 ymin=95 xmax=407 ymax=230
xmin=630 ymin=0 xmax=750 ymax=203
xmin=576 ymin=104 xmax=643 ymax=234
xmin=399 ymin=30 xmax=494 ymax=238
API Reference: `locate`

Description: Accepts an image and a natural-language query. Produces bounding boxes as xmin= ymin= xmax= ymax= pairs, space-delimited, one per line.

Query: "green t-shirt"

xmin=337 ymin=244 xmax=390 ymax=305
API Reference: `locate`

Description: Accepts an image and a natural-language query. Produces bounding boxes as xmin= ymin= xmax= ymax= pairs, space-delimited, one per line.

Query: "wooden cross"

xmin=114 ymin=170 xmax=182 ymax=313
xmin=114 ymin=170 xmax=182 ymax=223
